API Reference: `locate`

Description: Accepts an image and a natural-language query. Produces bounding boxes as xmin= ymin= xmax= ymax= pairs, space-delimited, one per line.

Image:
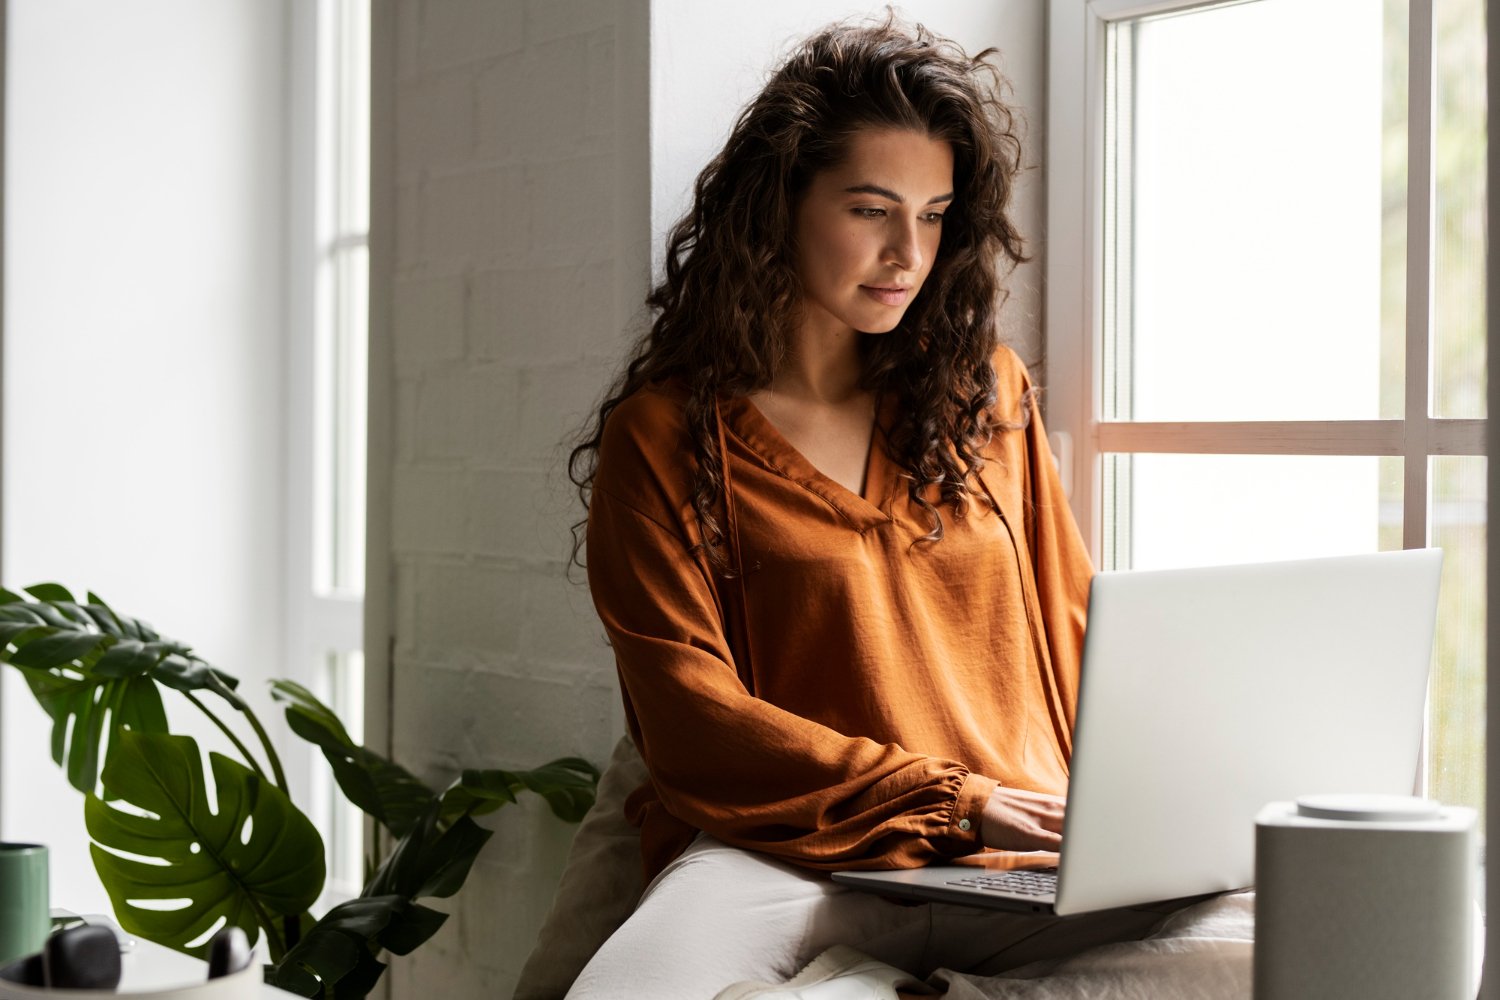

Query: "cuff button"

xmin=958 ymin=818 xmax=971 ymax=831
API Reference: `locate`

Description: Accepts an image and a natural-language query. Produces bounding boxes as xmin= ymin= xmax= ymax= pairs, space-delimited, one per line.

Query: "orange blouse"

xmin=586 ymin=346 xmax=1093 ymax=883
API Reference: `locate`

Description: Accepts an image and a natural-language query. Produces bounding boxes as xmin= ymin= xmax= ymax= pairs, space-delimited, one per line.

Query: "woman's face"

xmin=791 ymin=128 xmax=955 ymax=341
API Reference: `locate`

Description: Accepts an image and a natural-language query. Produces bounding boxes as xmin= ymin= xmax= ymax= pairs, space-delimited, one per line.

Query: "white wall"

xmin=377 ymin=2 xmax=1047 ymax=995
xmin=1 ymin=0 xmax=289 ymax=917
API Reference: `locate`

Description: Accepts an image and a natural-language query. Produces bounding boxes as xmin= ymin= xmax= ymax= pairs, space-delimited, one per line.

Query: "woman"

xmin=560 ymin=13 xmax=1173 ymax=998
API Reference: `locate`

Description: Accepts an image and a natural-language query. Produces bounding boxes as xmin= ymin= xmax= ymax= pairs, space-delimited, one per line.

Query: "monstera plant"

xmin=0 ymin=584 xmax=598 ymax=997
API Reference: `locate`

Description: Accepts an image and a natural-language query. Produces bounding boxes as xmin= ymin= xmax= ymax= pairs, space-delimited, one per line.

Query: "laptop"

xmin=831 ymin=548 xmax=1444 ymax=916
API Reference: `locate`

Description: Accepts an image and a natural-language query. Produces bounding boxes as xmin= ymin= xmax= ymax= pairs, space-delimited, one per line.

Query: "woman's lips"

xmin=861 ymin=285 xmax=910 ymax=306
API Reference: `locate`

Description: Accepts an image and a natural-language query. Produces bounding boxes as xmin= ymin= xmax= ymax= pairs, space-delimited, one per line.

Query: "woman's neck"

xmin=766 ymin=320 xmax=864 ymax=405
xmin=748 ymin=323 xmax=878 ymax=497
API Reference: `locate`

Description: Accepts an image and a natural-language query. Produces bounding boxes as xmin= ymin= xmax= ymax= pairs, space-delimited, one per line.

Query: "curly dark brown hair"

xmin=569 ymin=10 xmax=1033 ymax=569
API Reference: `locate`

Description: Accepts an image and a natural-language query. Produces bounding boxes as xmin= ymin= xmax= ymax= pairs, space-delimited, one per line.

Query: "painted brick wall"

xmin=382 ymin=1 xmax=647 ymax=994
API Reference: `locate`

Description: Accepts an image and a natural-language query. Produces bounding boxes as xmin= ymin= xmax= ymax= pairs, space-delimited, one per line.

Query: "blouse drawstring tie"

xmin=714 ymin=395 xmax=756 ymax=696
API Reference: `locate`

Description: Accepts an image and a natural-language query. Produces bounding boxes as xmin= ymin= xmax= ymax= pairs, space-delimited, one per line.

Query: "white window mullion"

xmin=1099 ymin=19 xmax=1136 ymax=570
xmin=287 ymin=0 xmax=369 ymax=908
xmin=284 ymin=0 xmax=322 ymax=748
xmin=1088 ymin=0 xmax=1246 ymax=18
xmin=1101 ymin=19 xmax=1133 ymax=427
xmin=308 ymin=594 xmax=364 ymax=655
xmin=1044 ymin=0 xmax=1105 ymax=551
xmin=1100 ymin=420 xmax=1404 ymax=456
xmin=1431 ymin=420 xmax=1488 ymax=456
xmin=1408 ymin=19 xmax=1432 ymax=773
xmin=1405 ymin=0 xmax=1437 ymax=551
xmin=1098 ymin=419 xmax=1486 ymax=458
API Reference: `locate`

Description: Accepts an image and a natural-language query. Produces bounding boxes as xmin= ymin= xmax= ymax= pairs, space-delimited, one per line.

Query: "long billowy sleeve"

xmin=1012 ymin=352 xmax=1093 ymax=739
xmin=586 ymin=401 xmax=994 ymax=874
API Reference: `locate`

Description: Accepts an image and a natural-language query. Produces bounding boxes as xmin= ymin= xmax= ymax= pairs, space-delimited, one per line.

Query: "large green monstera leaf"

xmin=85 ymin=730 xmax=324 ymax=960
xmin=19 ymin=665 xmax=168 ymax=794
xmin=0 ymin=585 xmax=241 ymax=795
xmin=270 ymin=680 xmax=435 ymax=838
xmin=438 ymin=757 xmax=600 ymax=826
xmin=0 ymin=581 xmax=605 ymax=999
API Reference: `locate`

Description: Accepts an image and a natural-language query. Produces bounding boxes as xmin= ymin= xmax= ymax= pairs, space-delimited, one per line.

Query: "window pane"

xmin=338 ymin=0 xmax=370 ymax=235
xmin=1108 ymin=454 xmax=1402 ymax=572
xmin=1431 ymin=0 xmax=1486 ymax=418
xmin=1109 ymin=0 xmax=1404 ymax=421
xmin=1428 ymin=457 xmax=1484 ymax=817
xmin=314 ymin=243 xmax=368 ymax=598
xmin=326 ymin=649 xmax=366 ymax=895
xmin=334 ymin=244 xmax=368 ymax=595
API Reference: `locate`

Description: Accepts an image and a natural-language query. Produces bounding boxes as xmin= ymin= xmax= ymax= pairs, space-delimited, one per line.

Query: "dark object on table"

xmin=207 ymin=926 xmax=252 ymax=980
xmin=44 ymin=924 xmax=122 ymax=990
xmin=0 ymin=952 xmax=43 ymax=986
xmin=0 ymin=924 xmax=122 ymax=990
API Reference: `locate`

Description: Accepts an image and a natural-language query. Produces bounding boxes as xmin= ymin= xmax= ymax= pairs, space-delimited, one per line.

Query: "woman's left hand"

xmin=978 ymin=784 xmax=1065 ymax=852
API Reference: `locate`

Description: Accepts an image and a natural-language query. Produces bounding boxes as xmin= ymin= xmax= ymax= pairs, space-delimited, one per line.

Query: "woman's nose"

xmin=882 ymin=218 xmax=922 ymax=271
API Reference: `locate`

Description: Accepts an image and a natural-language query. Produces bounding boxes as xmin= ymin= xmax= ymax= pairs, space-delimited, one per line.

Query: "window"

xmin=288 ymin=0 xmax=370 ymax=899
xmin=1046 ymin=0 xmax=1486 ymax=813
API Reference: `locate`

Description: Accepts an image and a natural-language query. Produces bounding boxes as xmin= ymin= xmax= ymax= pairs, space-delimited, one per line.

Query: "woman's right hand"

xmin=979 ymin=784 xmax=1066 ymax=852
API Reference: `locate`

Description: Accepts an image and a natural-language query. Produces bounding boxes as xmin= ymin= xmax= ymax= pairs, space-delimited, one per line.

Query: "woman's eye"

xmin=852 ymin=207 xmax=944 ymax=224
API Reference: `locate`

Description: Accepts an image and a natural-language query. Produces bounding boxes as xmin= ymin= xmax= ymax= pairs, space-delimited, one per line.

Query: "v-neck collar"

xmin=720 ymin=392 xmax=895 ymax=531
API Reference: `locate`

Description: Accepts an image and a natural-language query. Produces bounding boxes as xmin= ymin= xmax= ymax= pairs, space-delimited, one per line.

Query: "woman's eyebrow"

xmin=842 ymin=183 xmax=954 ymax=205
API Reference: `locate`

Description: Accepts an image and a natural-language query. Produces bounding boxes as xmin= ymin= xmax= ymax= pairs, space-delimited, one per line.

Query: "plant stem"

xmin=183 ymin=692 xmax=267 ymax=782
xmin=245 ymin=892 xmax=287 ymax=963
xmin=242 ymin=706 xmax=289 ymax=791
xmin=203 ymin=670 xmax=290 ymax=792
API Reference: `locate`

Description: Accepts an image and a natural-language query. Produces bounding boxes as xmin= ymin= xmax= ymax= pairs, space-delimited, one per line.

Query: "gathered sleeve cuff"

xmin=939 ymin=772 xmax=998 ymax=852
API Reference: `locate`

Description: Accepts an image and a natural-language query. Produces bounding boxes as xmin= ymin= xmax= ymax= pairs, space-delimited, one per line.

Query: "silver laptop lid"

xmin=1054 ymin=548 xmax=1443 ymax=915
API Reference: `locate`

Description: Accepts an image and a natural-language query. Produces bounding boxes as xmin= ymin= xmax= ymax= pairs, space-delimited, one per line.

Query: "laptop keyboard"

xmin=946 ymin=866 xmax=1059 ymax=897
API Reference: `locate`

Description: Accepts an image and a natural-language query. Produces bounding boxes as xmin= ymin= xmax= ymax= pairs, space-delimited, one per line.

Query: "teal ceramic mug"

xmin=0 ymin=844 xmax=48 ymax=966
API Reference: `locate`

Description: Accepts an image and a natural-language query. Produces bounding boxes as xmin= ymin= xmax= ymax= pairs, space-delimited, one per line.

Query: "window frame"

xmin=285 ymin=0 xmax=369 ymax=904
xmin=1043 ymin=0 xmax=1486 ymax=800
xmin=1043 ymin=0 xmax=1485 ymax=553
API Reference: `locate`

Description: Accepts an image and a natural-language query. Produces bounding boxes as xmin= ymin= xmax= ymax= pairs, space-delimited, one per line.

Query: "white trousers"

xmin=564 ymin=833 xmax=1186 ymax=999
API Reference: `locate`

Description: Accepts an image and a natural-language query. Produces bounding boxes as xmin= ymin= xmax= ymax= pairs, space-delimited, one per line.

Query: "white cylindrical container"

xmin=0 ymin=962 xmax=261 ymax=1000
xmin=1254 ymin=794 xmax=1477 ymax=1000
